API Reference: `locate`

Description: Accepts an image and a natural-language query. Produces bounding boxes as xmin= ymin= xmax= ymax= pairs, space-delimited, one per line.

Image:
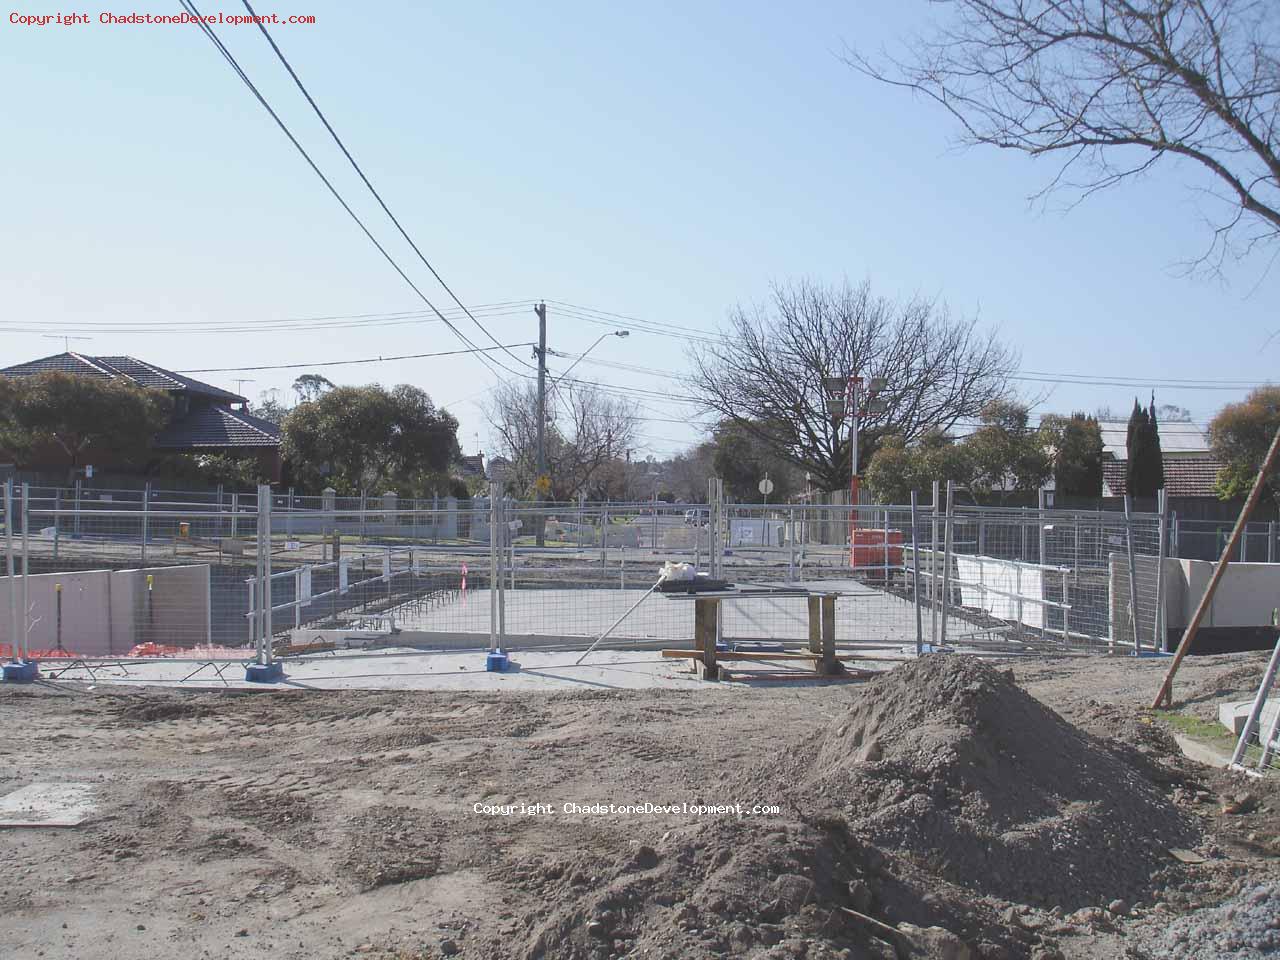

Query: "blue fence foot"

xmin=486 ymin=649 xmax=509 ymax=673
xmin=3 ymin=661 xmax=40 ymax=684
xmin=244 ymin=661 xmax=285 ymax=683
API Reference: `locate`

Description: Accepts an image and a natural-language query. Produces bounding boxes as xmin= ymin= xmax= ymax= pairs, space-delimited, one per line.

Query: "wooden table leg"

xmin=818 ymin=593 xmax=842 ymax=675
xmin=694 ymin=596 xmax=719 ymax=681
xmin=807 ymin=595 xmax=821 ymax=655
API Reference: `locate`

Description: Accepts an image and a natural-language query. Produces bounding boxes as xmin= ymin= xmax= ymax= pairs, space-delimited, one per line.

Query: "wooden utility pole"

xmin=534 ymin=301 xmax=548 ymax=547
xmin=1153 ymin=423 xmax=1280 ymax=708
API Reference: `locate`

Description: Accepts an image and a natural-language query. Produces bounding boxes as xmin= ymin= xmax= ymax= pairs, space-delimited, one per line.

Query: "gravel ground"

xmin=1159 ymin=883 xmax=1280 ymax=959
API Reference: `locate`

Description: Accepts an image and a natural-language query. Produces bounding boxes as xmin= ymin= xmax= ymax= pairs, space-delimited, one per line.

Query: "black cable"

xmin=240 ymin=0 xmax=536 ymax=374
xmin=175 ymin=341 xmax=533 ymax=374
xmin=178 ymin=0 xmax=523 ymax=381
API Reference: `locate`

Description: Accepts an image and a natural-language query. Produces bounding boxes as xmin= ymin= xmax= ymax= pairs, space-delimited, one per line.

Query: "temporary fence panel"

xmin=1230 ymin=632 xmax=1280 ymax=777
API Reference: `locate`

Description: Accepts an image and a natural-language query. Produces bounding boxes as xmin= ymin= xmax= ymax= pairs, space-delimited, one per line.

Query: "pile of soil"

xmin=757 ymin=655 xmax=1198 ymax=910
xmin=505 ymin=816 xmax=984 ymax=960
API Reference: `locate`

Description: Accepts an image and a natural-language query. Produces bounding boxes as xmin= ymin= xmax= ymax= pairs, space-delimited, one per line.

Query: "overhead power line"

xmin=176 ymin=342 xmax=533 ymax=374
xmin=178 ymin=0 xmax=523 ymax=381
xmin=4 ymin=301 xmax=540 ymax=335
xmin=240 ymin=0 xmax=536 ymax=376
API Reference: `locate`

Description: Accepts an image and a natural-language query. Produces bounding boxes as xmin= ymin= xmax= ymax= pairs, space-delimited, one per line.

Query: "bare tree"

xmin=690 ymin=279 xmax=1017 ymax=492
xmin=484 ymin=380 xmax=640 ymax=501
xmin=848 ymin=1 xmax=1280 ymax=271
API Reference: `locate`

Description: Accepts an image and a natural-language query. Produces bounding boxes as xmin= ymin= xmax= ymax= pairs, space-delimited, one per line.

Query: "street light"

xmin=548 ymin=330 xmax=629 ymax=388
xmin=822 ymin=373 xmax=886 ymax=522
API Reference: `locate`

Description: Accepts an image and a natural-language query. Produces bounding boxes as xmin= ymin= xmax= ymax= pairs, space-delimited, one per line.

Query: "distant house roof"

xmin=1102 ymin=455 xmax=1222 ymax=498
xmin=153 ymin=405 xmax=281 ymax=449
xmin=0 ymin=352 xmax=245 ymax=405
xmin=1097 ymin=418 xmax=1210 ymax=457
xmin=458 ymin=454 xmax=485 ymax=477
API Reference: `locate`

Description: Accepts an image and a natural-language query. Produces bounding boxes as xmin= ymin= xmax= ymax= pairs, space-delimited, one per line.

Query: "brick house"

xmin=0 ymin=352 xmax=282 ymax=481
xmin=1097 ymin=419 xmax=1220 ymax=498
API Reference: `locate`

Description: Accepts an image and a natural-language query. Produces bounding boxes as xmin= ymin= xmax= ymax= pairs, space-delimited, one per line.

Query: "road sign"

xmin=758 ymin=477 xmax=775 ymax=496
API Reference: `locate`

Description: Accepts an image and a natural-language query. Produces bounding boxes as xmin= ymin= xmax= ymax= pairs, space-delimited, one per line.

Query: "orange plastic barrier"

xmin=850 ymin=529 xmax=906 ymax=568
xmin=0 ymin=644 xmax=81 ymax=659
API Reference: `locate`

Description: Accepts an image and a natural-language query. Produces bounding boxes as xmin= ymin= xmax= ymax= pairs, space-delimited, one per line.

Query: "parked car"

xmin=684 ymin=509 xmax=709 ymax=526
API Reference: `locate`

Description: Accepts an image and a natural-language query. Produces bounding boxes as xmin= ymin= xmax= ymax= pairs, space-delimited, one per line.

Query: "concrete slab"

xmin=0 ymin=783 xmax=96 ymax=827
xmin=387 ymin=584 xmax=972 ymax=647
xmin=57 ymin=647 xmax=896 ymax=693
xmin=1174 ymin=734 xmax=1232 ymax=769
xmin=1219 ymin=698 xmax=1280 ymax=739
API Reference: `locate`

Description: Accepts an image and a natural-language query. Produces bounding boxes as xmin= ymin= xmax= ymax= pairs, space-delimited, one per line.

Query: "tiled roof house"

xmin=1 ymin=353 xmax=282 ymax=480
xmin=1097 ymin=419 xmax=1221 ymax=498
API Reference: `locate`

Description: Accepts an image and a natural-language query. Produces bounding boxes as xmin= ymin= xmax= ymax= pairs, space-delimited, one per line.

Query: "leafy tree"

xmin=964 ymin=401 xmax=1051 ymax=503
xmin=166 ymin=453 xmax=271 ymax=490
xmin=1209 ymin=386 xmax=1280 ymax=504
xmin=1156 ymin=404 xmax=1193 ymax=423
xmin=864 ymin=429 xmax=974 ymax=504
xmin=864 ymin=405 xmax=1048 ymax=504
xmin=292 ymin=373 xmax=335 ymax=403
xmin=283 ymin=383 xmax=460 ymax=495
xmin=863 ymin=435 xmax=921 ymax=504
xmin=690 ymin=278 xmax=1017 ymax=492
xmin=1126 ymin=397 xmax=1164 ymax=497
xmin=666 ymin=441 xmax=718 ymax=502
xmin=709 ymin=420 xmax=801 ymax=502
xmin=1041 ymin=413 xmax=1104 ymax=498
xmin=0 ymin=373 xmax=171 ymax=481
xmin=252 ymin=389 xmax=290 ymax=427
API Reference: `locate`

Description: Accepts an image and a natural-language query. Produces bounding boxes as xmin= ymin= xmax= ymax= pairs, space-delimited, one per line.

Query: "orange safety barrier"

xmin=127 ymin=642 xmax=187 ymax=658
xmin=850 ymin=529 xmax=906 ymax=568
xmin=127 ymin=643 xmax=252 ymax=659
xmin=0 ymin=644 xmax=81 ymax=659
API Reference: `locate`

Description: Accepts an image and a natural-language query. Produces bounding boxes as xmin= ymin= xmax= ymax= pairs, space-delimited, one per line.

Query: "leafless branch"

xmin=847 ymin=0 xmax=1280 ymax=275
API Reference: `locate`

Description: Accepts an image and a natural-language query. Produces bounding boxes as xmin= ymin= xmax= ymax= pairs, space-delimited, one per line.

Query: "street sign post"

xmin=758 ymin=475 xmax=774 ymax=546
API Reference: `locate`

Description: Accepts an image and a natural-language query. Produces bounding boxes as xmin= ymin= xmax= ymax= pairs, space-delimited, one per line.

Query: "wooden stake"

xmin=1152 ymin=423 xmax=1280 ymax=708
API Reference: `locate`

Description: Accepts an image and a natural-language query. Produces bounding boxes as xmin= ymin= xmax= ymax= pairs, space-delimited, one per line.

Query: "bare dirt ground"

xmin=1 ymin=651 xmax=1277 ymax=960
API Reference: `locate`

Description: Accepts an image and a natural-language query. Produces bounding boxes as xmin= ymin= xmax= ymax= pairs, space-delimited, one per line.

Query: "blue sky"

xmin=4 ymin=1 xmax=1277 ymax=461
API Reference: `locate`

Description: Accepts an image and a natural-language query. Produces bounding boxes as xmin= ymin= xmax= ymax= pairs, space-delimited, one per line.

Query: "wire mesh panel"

xmin=3 ymin=485 xmax=252 ymax=656
xmin=0 ymin=481 xmax=1189 ymax=664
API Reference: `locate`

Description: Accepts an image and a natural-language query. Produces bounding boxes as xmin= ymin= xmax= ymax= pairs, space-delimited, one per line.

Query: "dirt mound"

xmin=110 ymin=696 xmax=215 ymax=723
xmin=762 ymin=655 xmax=1196 ymax=910
xmin=510 ymin=818 xmax=896 ymax=960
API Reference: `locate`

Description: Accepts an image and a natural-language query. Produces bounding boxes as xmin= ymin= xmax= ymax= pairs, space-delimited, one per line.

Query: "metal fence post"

xmin=253 ymin=483 xmax=274 ymax=665
xmin=1038 ymin=488 xmax=1047 ymax=566
xmin=488 ymin=481 xmax=500 ymax=653
xmin=1123 ymin=495 xmax=1142 ymax=655
xmin=1154 ymin=489 xmax=1168 ymax=652
xmin=74 ymin=478 xmax=82 ymax=539
xmin=17 ymin=484 xmax=29 ymax=644
xmin=52 ymin=488 xmax=60 ymax=561
xmin=5 ymin=481 xmax=20 ymax=663
xmin=604 ymin=503 xmax=614 ymax=567
xmin=496 ymin=486 xmax=507 ymax=644
xmin=930 ymin=480 xmax=940 ymax=646
xmin=939 ymin=481 xmax=955 ymax=648
xmin=882 ymin=508 xmax=890 ymax=585
xmin=652 ymin=489 xmax=658 ymax=550
xmin=1230 ymin=635 xmax=1280 ymax=767
xmin=141 ymin=481 xmax=150 ymax=563
xmin=910 ymin=490 xmax=923 ymax=656
xmin=1270 ymin=521 xmax=1276 ymax=564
